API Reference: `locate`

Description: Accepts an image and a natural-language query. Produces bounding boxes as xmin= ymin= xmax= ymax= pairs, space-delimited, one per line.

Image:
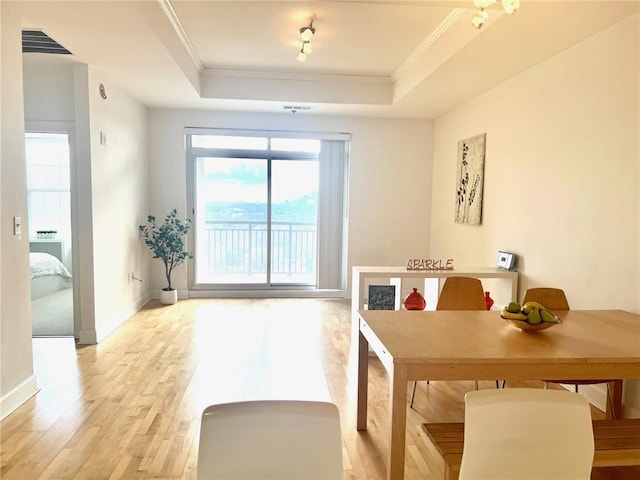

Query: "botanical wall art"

xmin=455 ymin=133 xmax=486 ymax=225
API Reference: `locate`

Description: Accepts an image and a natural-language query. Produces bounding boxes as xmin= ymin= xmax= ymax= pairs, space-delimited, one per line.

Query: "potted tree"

xmin=139 ymin=209 xmax=193 ymax=305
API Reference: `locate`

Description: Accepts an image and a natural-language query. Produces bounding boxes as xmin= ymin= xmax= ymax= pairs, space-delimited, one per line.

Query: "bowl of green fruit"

xmin=501 ymin=301 xmax=562 ymax=332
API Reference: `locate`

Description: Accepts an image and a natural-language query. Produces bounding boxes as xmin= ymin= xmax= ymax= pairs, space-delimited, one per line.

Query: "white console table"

xmin=351 ymin=266 xmax=519 ymax=349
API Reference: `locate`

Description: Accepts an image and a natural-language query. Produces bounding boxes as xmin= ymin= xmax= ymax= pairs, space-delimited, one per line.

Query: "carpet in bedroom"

xmin=31 ymin=287 xmax=73 ymax=336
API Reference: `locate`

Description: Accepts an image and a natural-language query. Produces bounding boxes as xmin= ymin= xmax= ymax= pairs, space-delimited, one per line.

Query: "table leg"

xmin=606 ymin=380 xmax=623 ymax=419
xmin=387 ymin=364 xmax=408 ymax=480
xmin=357 ymin=330 xmax=369 ymax=430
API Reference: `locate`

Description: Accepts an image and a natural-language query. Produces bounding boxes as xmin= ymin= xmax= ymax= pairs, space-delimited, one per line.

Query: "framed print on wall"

xmin=455 ymin=133 xmax=486 ymax=225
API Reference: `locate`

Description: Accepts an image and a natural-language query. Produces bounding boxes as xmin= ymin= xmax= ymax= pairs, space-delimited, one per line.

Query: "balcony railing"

xmin=199 ymin=220 xmax=317 ymax=284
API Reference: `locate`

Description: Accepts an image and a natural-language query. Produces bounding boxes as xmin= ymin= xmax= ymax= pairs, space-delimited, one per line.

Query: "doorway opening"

xmin=25 ymin=131 xmax=75 ymax=337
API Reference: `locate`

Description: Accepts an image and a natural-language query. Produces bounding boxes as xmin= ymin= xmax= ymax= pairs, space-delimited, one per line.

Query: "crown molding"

xmin=157 ymin=0 xmax=204 ymax=73
xmin=393 ymin=7 xmax=468 ymax=81
xmin=203 ymin=68 xmax=391 ymax=85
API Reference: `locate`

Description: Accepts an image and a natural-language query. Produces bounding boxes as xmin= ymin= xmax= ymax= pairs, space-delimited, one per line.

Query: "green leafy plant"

xmin=36 ymin=230 xmax=58 ymax=238
xmin=139 ymin=209 xmax=193 ymax=291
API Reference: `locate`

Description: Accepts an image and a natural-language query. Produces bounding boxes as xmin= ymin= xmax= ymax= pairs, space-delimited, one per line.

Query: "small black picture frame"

xmin=368 ymin=285 xmax=396 ymax=310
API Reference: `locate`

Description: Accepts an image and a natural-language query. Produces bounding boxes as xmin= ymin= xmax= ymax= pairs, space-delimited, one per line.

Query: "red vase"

xmin=404 ymin=288 xmax=426 ymax=310
xmin=485 ymin=291 xmax=494 ymax=310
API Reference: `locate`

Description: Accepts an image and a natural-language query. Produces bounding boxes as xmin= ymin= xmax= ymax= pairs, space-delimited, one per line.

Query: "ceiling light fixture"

xmin=300 ymin=21 xmax=315 ymax=42
xmin=297 ymin=20 xmax=315 ymax=62
xmin=471 ymin=0 xmax=520 ymax=29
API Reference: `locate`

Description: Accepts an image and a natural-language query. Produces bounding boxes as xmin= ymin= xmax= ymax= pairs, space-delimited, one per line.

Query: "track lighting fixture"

xmin=300 ymin=22 xmax=315 ymax=42
xmin=471 ymin=0 xmax=520 ymax=29
xmin=297 ymin=20 xmax=315 ymax=62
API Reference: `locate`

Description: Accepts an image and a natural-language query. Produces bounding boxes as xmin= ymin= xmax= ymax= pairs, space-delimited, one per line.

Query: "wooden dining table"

xmin=356 ymin=309 xmax=640 ymax=480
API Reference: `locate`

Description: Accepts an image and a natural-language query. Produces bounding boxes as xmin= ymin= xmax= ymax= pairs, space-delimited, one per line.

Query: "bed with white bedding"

xmin=30 ymin=252 xmax=72 ymax=300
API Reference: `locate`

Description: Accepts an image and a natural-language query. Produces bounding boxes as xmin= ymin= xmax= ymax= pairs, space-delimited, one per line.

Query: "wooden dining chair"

xmin=459 ymin=388 xmax=594 ymax=479
xmin=410 ymin=277 xmax=489 ymax=408
xmin=523 ymin=287 xmax=620 ymax=418
xmin=436 ymin=276 xmax=487 ymax=310
xmin=523 ymin=287 xmax=570 ymax=310
xmin=197 ymin=400 xmax=343 ymax=479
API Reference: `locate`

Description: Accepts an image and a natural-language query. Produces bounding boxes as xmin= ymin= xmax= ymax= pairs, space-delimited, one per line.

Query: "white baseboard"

xmin=145 ymin=289 xmax=189 ymax=300
xmin=78 ymin=329 xmax=97 ymax=345
xmin=78 ymin=292 xmax=151 ymax=345
xmin=570 ymin=383 xmax=607 ymax=412
xmin=562 ymin=382 xmax=640 ymax=418
xmin=0 ymin=375 xmax=39 ymax=421
xmin=95 ymin=292 xmax=151 ymax=342
xmin=187 ymin=289 xmax=346 ymax=299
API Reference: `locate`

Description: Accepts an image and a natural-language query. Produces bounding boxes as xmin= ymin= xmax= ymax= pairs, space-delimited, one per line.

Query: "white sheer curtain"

xmin=317 ymin=140 xmax=349 ymax=290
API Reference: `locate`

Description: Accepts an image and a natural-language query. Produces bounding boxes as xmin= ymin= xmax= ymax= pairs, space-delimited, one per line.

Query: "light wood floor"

xmin=1 ymin=298 xmax=637 ymax=479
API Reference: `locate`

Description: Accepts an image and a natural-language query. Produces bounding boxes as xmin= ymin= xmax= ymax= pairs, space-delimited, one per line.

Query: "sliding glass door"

xmin=195 ymin=156 xmax=269 ymax=284
xmin=270 ymin=159 xmax=318 ymax=284
xmin=190 ymin=133 xmax=328 ymax=288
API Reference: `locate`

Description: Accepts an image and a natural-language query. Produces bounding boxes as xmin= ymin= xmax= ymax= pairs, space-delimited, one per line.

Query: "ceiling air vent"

xmin=22 ymin=30 xmax=72 ymax=55
xmin=283 ymin=105 xmax=312 ymax=114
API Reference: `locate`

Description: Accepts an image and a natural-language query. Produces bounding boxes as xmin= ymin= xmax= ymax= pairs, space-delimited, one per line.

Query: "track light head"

xmin=471 ymin=0 xmax=520 ymax=28
xmin=300 ymin=22 xmax=315 ymax=42
xmin=297 ymin=20 xmax=315 ymax=61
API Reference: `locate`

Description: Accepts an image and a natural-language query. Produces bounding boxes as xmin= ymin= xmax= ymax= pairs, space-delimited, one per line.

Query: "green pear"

xmin=541 ymin=309 xmax=561 ymax=323
xmin=506 ymin=302 xmax=521 ymax=314
xmin=527 ymin=308 xmax=542 ymax=325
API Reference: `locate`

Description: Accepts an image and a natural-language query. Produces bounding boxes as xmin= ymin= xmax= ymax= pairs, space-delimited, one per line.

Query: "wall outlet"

xmin=129 ymin=271 xmax=142 ymax=283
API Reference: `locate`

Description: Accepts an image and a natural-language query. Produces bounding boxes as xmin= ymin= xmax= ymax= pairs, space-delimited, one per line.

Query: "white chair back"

xmin=459 ymin=388 xmax=594 ymax=479
xmin=197 ymin=400 xmax=343 ymax=479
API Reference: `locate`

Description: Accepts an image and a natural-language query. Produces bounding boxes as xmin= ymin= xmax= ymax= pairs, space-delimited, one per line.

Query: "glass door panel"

xmin=190 ymin=134 xmax=325 ymax=289
xmin=270 ymin=159 xmax=319 ymax=285
xmin=195 ymin=157 xmax=268 ymax=284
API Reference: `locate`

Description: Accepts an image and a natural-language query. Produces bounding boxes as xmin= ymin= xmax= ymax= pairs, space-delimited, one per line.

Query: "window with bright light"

xmin=187 ymin=130 xmax=348 ymax=291
xmin=25 ymin=132 xmax=71 ymax=239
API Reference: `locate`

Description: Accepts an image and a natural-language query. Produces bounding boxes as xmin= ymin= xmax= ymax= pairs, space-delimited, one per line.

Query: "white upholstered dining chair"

xmin=459 ymin=388 xmax=594 ymax=479
xmin=197 ymin=399 xmax=343 ymax=479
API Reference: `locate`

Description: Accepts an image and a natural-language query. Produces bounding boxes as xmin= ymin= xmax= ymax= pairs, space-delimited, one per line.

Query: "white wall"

xmin=147 ymin=110 xmax=433 ymax=297
xmin=1 ymin=6 xmax=149 ymax=417
xmin=1 ymin=4 xmax=37 ymax=419
xmin=21 ymin=56 xmax=150 ymax=344
xmin=23 ymin=56 xmax=76 ymax=271
xmin=0 ymin=3 xmax=3 ymax=414
xmin=1 ymin=2 xmax=4 ymax=416
xmin=23 ymin=55 xmax=76 ymax=122
xmin=430 ymin=15 xmax=640 ymax=415
xmin=81 ymin=67 xmax=150 ymax=343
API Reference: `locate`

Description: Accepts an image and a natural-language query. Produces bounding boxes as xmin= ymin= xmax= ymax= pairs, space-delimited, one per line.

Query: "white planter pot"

xmin=160 ymin=289 xmax=178 ymax=305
